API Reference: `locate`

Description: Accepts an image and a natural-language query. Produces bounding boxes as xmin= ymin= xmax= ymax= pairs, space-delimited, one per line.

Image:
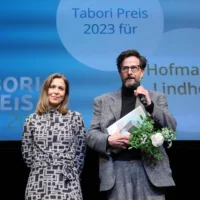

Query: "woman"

xmin=22 ymin=73 xmax=86 ymax=200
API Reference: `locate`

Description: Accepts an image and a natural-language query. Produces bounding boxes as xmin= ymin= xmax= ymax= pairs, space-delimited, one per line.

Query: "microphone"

xmin=132 ymin=82 xmax=147 ymax=106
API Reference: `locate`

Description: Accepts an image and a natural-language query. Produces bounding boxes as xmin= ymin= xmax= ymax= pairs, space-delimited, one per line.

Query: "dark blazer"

xmin=87 ymin=89 xmax=176 ymax=191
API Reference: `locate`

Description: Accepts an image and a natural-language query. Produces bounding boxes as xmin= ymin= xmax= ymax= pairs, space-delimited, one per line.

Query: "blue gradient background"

xmin=0 ymin=0 xmax=200 ymax=140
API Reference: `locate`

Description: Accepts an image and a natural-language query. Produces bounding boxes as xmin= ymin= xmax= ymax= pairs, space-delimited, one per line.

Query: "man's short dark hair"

xmin=116 ymin=49 xmax=147 ymax=72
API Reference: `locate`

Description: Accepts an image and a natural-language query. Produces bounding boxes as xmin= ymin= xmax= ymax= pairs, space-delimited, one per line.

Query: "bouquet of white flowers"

xmin=129 ymin=115 xmax=176 ymax=160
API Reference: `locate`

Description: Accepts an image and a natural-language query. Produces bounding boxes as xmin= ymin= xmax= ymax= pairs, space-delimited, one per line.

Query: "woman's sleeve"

xmin=74 ymin=113 xmax=86 ymax=176
xmin=21 ymin=115 xmax=34 ymax=167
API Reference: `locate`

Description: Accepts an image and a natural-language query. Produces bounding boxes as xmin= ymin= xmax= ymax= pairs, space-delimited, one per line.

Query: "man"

xmin=87 ymin=49 xmax=176 ymax=200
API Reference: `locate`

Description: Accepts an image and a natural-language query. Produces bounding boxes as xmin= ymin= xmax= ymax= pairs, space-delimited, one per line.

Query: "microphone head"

xmin=132 ymin=82 xmax=140 ymax=90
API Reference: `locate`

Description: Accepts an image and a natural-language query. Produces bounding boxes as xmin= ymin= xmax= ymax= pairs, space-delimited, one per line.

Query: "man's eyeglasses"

xmin=121 ymin=65 xmax=140 ymax=73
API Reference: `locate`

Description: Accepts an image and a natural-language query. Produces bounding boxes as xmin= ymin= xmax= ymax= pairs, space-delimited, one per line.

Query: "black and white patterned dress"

xmin=22 ymin=109 xmax=86 ymax=200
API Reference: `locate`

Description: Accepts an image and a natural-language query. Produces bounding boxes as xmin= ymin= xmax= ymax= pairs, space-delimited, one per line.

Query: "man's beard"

xmin=124 ymin=79 xmax=135 ymax=89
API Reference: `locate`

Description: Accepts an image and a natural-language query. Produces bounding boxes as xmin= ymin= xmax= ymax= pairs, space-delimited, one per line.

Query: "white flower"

xmin=162 ymin=128 xmax=169 ymax=135
xmin=151 ymin=132 xmax=164 ymax=147
xmin=141 ymin=134 xmax=147 ymax=144
xmin=167 ymin=141 xmax=172 ymax=148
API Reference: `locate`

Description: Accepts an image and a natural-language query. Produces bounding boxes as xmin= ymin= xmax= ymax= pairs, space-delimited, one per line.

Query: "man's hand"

xmin=108 ymin=129 xmax=130 ymax=149
xmin=134 ymin=85 xmax=151 ymax=106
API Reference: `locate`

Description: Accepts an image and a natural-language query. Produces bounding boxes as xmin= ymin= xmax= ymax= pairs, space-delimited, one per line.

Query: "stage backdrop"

xmin=0 ymin=0 xmax=200 ymax=140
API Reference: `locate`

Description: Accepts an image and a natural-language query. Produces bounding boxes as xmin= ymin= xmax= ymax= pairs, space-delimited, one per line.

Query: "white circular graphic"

xmin=57 ymin=0 xmax=164 ymax=71
xmin=147 ymin=28 xmax=200 ymax=136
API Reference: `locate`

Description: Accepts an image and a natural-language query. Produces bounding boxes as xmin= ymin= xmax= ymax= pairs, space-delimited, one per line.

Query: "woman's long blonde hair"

xmin=36 ymin=73 xmax=69 ymax=115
